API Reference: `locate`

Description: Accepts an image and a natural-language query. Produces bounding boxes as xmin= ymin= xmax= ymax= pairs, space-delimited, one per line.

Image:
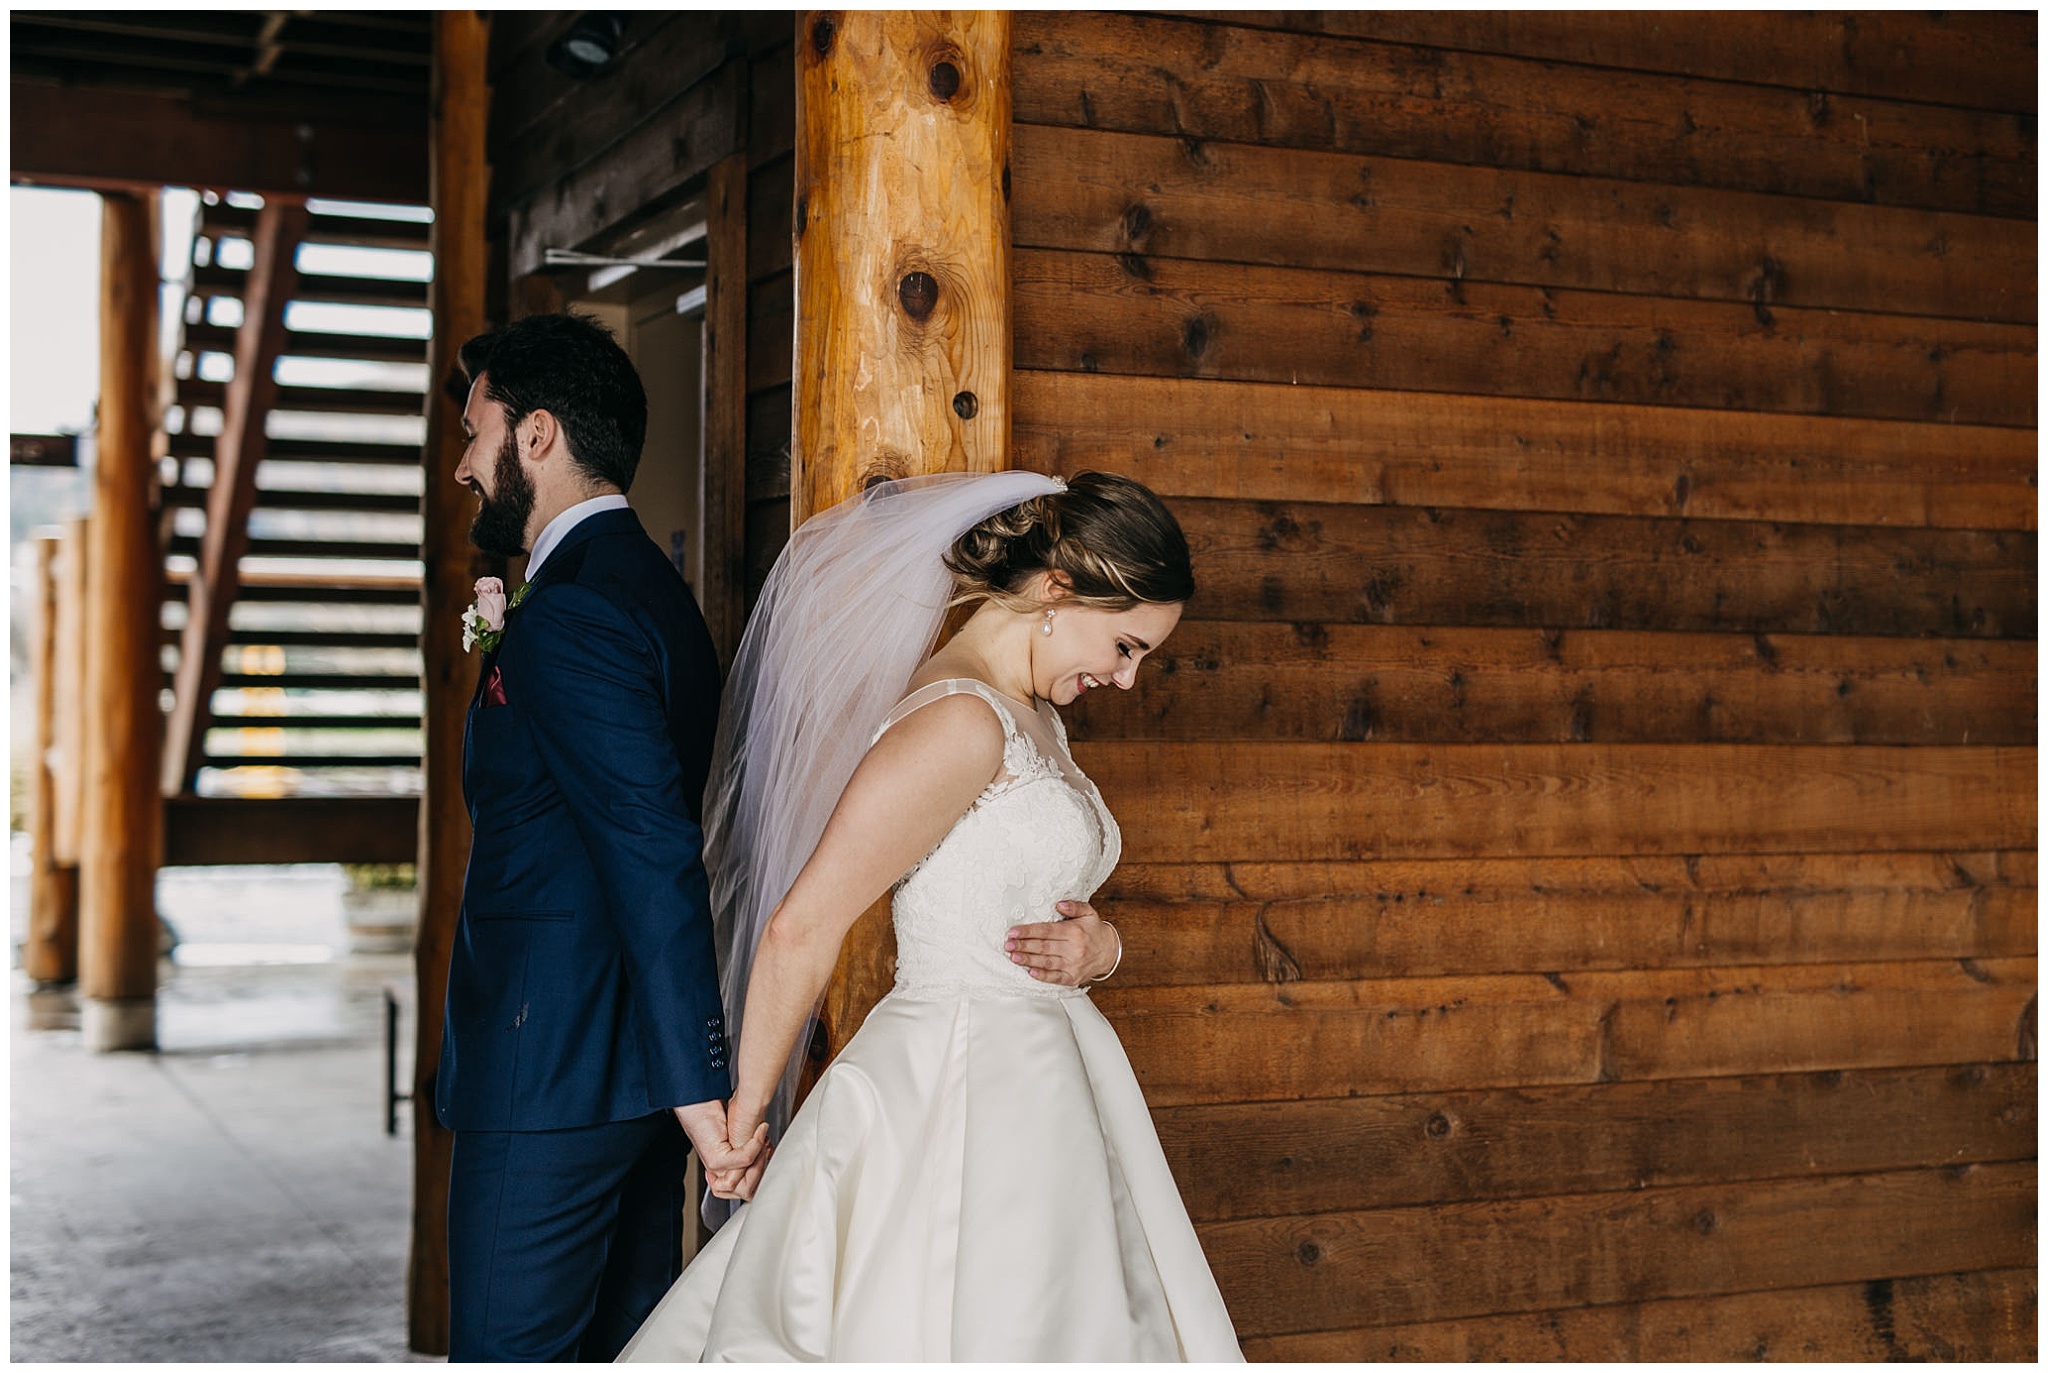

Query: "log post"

xmin=699 ymin=152 xmax=749 ymax=671
xmin=792 ymin=10 xmax=1014 ymax=1068
xmin=25 ymin=534 xmax=79 ymax=985
xmin=79 ymin=190 xmax=163 ymax=1052
xmin=793 ymin=10 xmax=1012 ymax=510
xmin=409 ymin=9 xmax=491 ymax=1356
xmin=52 ymin=517 xmax=90 ymax=871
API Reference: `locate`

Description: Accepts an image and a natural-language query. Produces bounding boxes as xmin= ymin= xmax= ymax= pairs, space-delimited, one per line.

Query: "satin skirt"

xmin=618 ymin=990 xmax=1244 ymax=1362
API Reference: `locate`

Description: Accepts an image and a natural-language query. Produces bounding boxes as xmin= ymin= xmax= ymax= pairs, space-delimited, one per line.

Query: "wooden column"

xmin=792 ymin=11 xmax=1014 ymax=1068
xmin=52 ymin=517 xmax=90 ymax=873
xmin=79 ymin=190 xmax=163 ymax=1051
xmin=162 ymin=201 xmax=306 ymax=795
xmin=24 ymin=534 xmax=79 ymax=985
xmin=700 ymin=152 xmax=749 ymax=670
xmin=409 ymin=9 xmax=490 ymax=1357
xmin=793 ymin=10 xmax=1012 ymax=512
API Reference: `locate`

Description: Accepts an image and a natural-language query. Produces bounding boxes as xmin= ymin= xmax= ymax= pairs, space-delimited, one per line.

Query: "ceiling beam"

xmin=11 ymin=80 xmax=427 ymax=203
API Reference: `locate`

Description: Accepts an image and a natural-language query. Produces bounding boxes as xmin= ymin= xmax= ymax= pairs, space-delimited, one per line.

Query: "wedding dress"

xmin=620 ymin=678 xmax=1244 ymax=1361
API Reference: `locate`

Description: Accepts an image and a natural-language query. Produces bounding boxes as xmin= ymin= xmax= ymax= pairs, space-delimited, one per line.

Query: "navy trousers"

xmin=448 ymin=1111 xmax=689 ymax=1362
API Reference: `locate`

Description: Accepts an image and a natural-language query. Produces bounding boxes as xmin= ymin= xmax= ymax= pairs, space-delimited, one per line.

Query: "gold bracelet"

xmin=1089 ymin=921 xmax=1123 ymax=983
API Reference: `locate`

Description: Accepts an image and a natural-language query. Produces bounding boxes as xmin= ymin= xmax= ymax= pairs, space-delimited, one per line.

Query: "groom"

xmin=437 ymin=312 xmax=762 ymax=1361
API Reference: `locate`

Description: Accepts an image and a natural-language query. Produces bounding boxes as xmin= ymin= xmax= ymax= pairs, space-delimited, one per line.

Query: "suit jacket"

xmin=436 ymin=506 xmax=729 ymax=1132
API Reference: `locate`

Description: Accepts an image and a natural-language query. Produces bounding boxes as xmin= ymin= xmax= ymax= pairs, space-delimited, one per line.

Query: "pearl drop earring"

xmin=1040 ymin=609 xmax=1055 ymax=637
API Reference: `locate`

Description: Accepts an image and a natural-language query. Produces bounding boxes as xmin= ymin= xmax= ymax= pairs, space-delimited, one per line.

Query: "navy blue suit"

xmin=438 ymin=506 xmax=727 ymax=1360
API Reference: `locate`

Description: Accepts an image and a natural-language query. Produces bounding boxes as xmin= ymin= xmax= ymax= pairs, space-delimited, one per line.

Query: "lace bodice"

xmin=872 ymin=679 xmax=1122 ymax=1001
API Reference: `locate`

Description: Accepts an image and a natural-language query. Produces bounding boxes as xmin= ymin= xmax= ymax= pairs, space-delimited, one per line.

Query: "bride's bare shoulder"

xmin=865 ymin=689 xmax=1006 ymax=794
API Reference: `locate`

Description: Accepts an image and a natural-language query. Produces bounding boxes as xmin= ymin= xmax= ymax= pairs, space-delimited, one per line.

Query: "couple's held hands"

xmin=673 ymin=1100 xmax=771 ymax=1201
xmin=1005 ymin=900 xmax=1122 ymax=985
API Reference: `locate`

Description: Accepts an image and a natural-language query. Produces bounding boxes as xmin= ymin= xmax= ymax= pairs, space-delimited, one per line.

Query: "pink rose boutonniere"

xmin=462 ymin=576 xmax=517 ymax=654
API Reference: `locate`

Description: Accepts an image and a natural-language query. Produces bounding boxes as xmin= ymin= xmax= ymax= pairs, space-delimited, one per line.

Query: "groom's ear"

xmin=520 ymin=408 xmax=563 ymax=463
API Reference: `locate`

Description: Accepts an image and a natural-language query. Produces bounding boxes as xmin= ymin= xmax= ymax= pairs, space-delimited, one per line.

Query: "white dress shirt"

xmin=525 ymin=493 xmax=631 ymax=584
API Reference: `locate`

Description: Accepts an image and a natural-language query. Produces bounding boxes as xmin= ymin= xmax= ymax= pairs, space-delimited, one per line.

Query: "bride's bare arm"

xmin=723 ymin=694 xmax=1005 ymax=1147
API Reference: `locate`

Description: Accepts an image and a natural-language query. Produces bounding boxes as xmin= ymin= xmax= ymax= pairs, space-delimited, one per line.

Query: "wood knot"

xmin=1425 ymin=1112 xmax=1452 ymax=1139
xmin=1295 ymin=1240 xmax=1322 ymax=1266
xmin=898 ymin=270 xmax=939 ymax=321
xmin=951 ymin=390 xmax=978 ymax=420
xmin=1122 ymin=202 xmax=1153 ymax=244
xmin=794 ymin=194 xmax=809 ymax=241
xmin=809 ymin=14 xmax=837 ymax=56
xmin=1182 ymin=313 xmax=1214 ymax=360
xmin=1693 ymin=1209 xmax=1718 ymax=1235
xmin=861 ymin=453 xmax=910 ymax=491
xmin=928 ymin=59 xmax=961 ymax=102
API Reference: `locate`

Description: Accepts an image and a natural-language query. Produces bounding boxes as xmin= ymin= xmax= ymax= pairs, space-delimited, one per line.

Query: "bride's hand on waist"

xmin=1005 ymin=900 xmax=1122 ymax=985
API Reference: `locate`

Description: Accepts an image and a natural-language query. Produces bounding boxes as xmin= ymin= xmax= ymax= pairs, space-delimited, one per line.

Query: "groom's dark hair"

xmin=458 ymin=312 xmax=647 ymax=493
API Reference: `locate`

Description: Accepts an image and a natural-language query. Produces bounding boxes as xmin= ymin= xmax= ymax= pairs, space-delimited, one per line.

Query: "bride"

xmin=621 ymin=470 xmax=1243 ymax=1361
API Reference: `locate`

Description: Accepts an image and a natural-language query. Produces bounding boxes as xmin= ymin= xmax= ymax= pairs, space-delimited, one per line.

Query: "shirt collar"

xmin=525 ymin=493 xmax=631 ymax=583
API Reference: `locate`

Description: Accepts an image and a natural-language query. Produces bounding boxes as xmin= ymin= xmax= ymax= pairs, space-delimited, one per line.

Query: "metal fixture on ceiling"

xmin=545 ymin=13 xmax=630 ymax=81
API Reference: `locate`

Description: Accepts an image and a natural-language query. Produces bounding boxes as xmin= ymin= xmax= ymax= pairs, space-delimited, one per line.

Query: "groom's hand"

xmin=674 ymin=1100 xmax=765 ymax=1177
xmin=705 ymin=1143 xmax=772 ymax=1202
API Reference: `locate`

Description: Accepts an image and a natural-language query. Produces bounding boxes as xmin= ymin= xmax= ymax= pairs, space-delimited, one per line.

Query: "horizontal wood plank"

xmin=1239 ymin=1267 xmax=2038 ymax=1361
xmin=1014 ymin=250 xmax=2037 ymax=427
xmin=1013 ymin=12 xmax=2036 ymax=218
xmin=1190 ymin=11 xmax=2037 ymax=115
xmin=1013 ymin=124 xmax=2034 ymax=323
xmin=1069 ymin=622 xmax=2034 ymax=747
xmin=1198 ymin=1161 xmax=2037 ymax=1336
xmin=1154 ymin=1063 xmax=2036 ymax=1220
xmin=1099 ymin=959 xmax=2036 ymax=1105
xmin=1013 ymin=372 xmax=2037 ymax=531
xmin=1075 ymin=742 xmax=2035 ymax=862
xmin=1095 ymin=849 xmax=2036 ymax=984
xmin=163 ymin=795 xmax=418 ymax=866
xmin=1163 ymin=499 xmax=2033 ymax=639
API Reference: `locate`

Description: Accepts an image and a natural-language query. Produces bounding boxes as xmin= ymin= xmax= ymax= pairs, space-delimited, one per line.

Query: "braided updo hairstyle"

xmin=944 ymin=471 xmax=1195 ymax=612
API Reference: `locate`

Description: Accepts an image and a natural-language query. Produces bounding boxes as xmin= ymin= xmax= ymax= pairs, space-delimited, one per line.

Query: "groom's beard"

xmin=468 ymin=432 xmax=536 ymax=557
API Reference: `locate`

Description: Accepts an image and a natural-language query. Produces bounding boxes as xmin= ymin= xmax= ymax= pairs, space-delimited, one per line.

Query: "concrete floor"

xmin=9 ymin=854 xmax=435 ymax=1362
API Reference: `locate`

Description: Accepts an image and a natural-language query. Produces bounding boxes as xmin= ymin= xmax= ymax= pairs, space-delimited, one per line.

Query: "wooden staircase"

xmin=158 ymin=192 xmax=432 ymax=857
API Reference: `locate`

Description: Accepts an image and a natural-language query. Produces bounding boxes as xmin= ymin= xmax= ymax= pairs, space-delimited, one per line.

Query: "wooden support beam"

xmin=9 ymin=80 xmax=428 ymax=204
xmin=79 ymin=191 xmax=164 ymax=1052
xmin=162 ymin=796 xmax=419 ymax=866
xmin=163 ymin=202 xmax=306 ymax=795
xmin=699 ymin=152 xmax=748 ymax=670
xmin=793 ymin=10 xmax=1012 ymax=511
xmin=792 ymin=9 xmax=1013 ymax=1075
xmin=409 ymin=10 xmax=491 ymax=1357
xmin=50 ymin=517 xmax=89 ymax=869
xmin=24 ymin=535 xmax=79 ymax=985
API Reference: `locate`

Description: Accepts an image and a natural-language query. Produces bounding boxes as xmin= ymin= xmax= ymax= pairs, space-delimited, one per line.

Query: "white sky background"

xmin=9 ymin=186 xmax=104 ymax=435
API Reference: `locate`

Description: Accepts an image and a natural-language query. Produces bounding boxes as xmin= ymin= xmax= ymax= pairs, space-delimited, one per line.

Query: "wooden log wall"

xmin=1008 ymin=10 xmax=2036 ymax=1360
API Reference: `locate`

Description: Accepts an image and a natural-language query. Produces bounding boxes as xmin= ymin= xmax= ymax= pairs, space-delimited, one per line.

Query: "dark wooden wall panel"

xmin=1010 ymin=9 xmax=2037 ymax=1358
xmin=482 ymin=16 xmax=797 ymax=611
